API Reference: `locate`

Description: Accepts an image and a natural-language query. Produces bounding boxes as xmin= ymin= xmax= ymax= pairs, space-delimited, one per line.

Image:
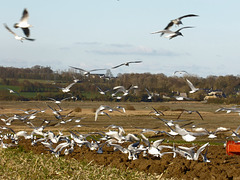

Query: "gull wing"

xmin=61 ymin=97 xmax=71 ymax=101
xmin=151 ymin=106 xmax=164 ymax=116
xmin=140 ymin=133 xmax=150 ymax=147
xmin=186 ymin=79 xmax=196 ymax=91
xmin=193 ymin=142 xmax=209 ymax=160
xmin=195 ymin=110 xmax=204 ymax=120
xmin=145 ymin=88 xmax=151 ymax=95
xmin=65 ymin=82 xmax=76 ymax=89
xmin=174 ymin=70 xmax=189 ymax=75
xmin=128 ymin=60 xmax=142 ymax=64
xmin=22 ymin=28 xmax=30 ymax=37
xmin=179 ymin=14 xmax=198 ymax=20
xmin=20 ymin=8 xmax=29 ymax=22
xmin=112 ymin=63 xmax=125 ymax=69
xmin=176 ymin=26 xmax=194 ymax=33
xmin=89 ymin=68 xmax=107 ymax=72
xmin=113 ymin=86 xmax=125 ymax=90
xmin=232 ymin=130 xmax=240 ymax=139
xmin=69 ymin=66 xmax=87 ymax=72
xmin=48 ymin=97 xmax=56 ymax=101
xmin=151 ymin=30 xmax=165 ymax=34
xmin=164 ymin=21 xmax=174 ymax=30
xmin=97 ymin=86 xmax=103 ymax=92
xmin=4 ymin=24 xmax=17 ymax=36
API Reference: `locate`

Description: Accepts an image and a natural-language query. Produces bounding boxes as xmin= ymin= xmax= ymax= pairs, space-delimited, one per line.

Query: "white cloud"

xmin=86 ymin=45 xmax=182 ymax=56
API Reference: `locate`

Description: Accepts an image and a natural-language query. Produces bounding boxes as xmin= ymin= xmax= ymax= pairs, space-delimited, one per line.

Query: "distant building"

xmin=204 ymin=90 xmax=226 ymax=100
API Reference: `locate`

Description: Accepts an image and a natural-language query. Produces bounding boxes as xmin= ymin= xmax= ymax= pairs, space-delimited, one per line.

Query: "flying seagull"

xmin=151 ymin=26 xmax=194 ymax=40
xmin=97 ymin=86 xmax=109 ymax=95
xmin=95 ymin=105 xmax=112 ymax=121
xmin=164 ymin=14 xmax=199 ymax=29
xmin=186 ymin=79 xmax=199 ymax=93
xmin=112 ymin=85 xmax=138 ymax=97
xmin=69 ymin=66 xmax=106 ymax=76
xmin=5 ymin=87 xmax=20 ymax=96
xmin=14 ymin=8 xmax=32 ymax=37
xmin=177 ymin=109 xmax=204 ymax=120
xmin=112 ymin=61 xmax=142 ymax=69
xmin=145 ymin=88 xmax=153 ymax=100
xmin=3 ymin=24 xmax=35 ymax=42
xmin=47 ymin=97 xmax=70 ymax=104
xmin=173 ymin=70 xmax=189 ymax=76
xmin=57 ymin=82 xmax=76 ymax=93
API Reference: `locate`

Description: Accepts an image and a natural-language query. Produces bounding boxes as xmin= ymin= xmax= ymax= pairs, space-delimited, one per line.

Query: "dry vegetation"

xmin=0 ymin=148 xmax=160 ymax=180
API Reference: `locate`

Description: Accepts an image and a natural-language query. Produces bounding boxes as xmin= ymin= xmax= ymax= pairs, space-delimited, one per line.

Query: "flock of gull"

xmin=0 ymin=103 xmax=212 ymax=161
xmin=3 ymin=8 xmax=198 ymax=43
xmin=1 ymin=94 xmax=240 ymax=162
xmin=2 ymin=9 xmax=240 ymax=167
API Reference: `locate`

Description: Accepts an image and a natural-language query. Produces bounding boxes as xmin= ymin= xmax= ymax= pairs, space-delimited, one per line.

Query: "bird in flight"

xmin=111 ymin=61 xmax=142 ymax=69
xmin=3 ymin=23 xmax=35 ymax=42
xmin=164 ymin=14 xmax=198 ymax=29
xmin=151 ymin=14 xmax=197 ymax=39
xmin=57 ymin=82 xmax=76 ymax=93
xmin=173 ymin=70 xmax=189 ymax=76
xmin=14 ymin=8 xmax=32 ymax=37
xmin=186 ymin=79 xmax=199 ymax=93
xmin=69 ymin=66 xmax=106 ymax=76
xmin=151 ymin=26 xmax=194 ymax=40
xmin=5 ymin=87 xmax=20 ymax=96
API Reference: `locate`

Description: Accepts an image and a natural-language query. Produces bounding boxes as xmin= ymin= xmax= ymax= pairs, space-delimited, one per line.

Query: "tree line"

xmin=1 ymin=65 xmax=240 ymax=103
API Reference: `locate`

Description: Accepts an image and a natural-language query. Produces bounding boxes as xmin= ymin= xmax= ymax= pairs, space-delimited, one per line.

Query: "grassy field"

xmin=0 ymin=148 xmax=163 ymax=180
xmin=0 ymin=100 xmax=239 ymax=137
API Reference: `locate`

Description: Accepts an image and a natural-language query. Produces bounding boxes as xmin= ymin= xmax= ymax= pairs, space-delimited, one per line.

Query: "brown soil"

xmin=1 ymin=101 xmax=240 ymax=179
xmin=11 ymin=138 xmax=240 ymax=180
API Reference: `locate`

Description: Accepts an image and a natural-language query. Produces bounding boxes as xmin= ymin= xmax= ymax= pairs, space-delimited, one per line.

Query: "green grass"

xmin=0 ymin=85 xmax=20 ymax=91
xmin=2 ymin=78 xmax=53 ymax=84
xmin=0 ymin=148 xmax=162 ymax=180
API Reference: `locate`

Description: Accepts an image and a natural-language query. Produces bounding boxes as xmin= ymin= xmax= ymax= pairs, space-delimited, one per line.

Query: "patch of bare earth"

xmin=13 ymin=139 xmax=240 ymax=180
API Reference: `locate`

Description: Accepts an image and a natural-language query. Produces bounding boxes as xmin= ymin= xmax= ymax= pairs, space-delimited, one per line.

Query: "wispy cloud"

xmin=86 ymin=46 xmax=182 ymax=56
xmin=74 ymin=41 xmax=102 ymax=46
xmin=107 ymin=43 xmax=133 ymax=48
xmin=59 ymin=41 xmax=185 ymax=57
xmin=59 ymin=47 xmax=71 ymax=50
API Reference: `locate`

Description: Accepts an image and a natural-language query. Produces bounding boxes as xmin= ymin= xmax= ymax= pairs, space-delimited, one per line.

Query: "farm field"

xmin=0 ymin=100 xmax=240 ymax=179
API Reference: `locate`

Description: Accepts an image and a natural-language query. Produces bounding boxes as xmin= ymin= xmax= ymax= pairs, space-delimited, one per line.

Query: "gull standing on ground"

xmin=4 ymin=24 xmax=35 ymax=42
xmin=14 ymin=8 xmax=33 ymax=37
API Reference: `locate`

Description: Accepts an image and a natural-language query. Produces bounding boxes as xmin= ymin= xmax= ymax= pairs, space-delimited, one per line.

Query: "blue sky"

xmin=0 ymin=0 xmax=240 ymax=77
